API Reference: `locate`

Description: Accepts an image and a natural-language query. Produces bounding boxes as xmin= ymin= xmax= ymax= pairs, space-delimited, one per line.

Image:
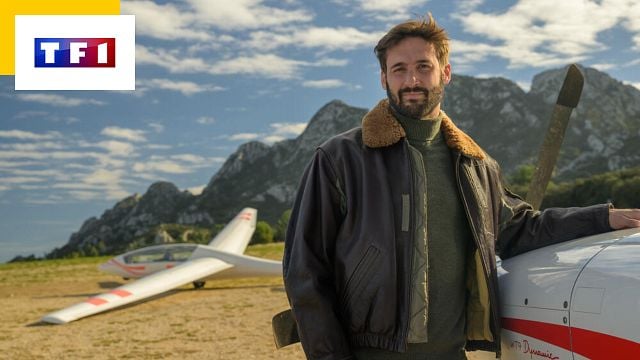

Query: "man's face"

xmin=381 ymin=37 xmax=451 ymax=119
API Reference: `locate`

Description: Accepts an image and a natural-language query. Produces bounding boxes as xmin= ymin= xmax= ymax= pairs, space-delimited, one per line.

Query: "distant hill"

xmin=44 ymin=65 xmax=640 ymax=259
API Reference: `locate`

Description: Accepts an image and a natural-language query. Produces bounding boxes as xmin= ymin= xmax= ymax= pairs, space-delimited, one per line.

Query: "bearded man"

xmin=282 ymin=14 xmax=640 ymax=360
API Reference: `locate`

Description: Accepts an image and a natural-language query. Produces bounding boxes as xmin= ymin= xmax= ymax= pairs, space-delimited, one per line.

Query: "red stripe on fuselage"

xmin=571 ymin=326 xmax=640 ymax=359
xmin=109 ymin=259 xmax=145 ymax=275
xmin=502 ymin=317 xmax=571 ymax=349
xmin=502 ymin=317 xmax=640 ymax=359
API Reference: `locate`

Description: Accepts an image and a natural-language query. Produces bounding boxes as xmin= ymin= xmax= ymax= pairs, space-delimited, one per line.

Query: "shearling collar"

xmin=362 ymin=99 xmax=485 ymax=160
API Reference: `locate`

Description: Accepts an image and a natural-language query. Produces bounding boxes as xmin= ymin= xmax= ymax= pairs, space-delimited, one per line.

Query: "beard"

xmin=387 ymin=76 xmax=445 ymax=119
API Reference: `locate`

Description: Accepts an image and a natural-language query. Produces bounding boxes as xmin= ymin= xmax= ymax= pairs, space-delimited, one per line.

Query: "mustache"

xmin=399 ymin=86 xmax=429 ymax=95
xmin=399 ymin=87 xmax=429 ymax=101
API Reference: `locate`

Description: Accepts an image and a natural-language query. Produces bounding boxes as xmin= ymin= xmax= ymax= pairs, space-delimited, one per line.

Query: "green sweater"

xmin=354 ymin=110 xmax=471 ymax=360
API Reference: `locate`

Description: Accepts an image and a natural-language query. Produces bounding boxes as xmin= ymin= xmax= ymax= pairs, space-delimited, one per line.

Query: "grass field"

xmin=0 ymin=242 xmax=305 ymax=359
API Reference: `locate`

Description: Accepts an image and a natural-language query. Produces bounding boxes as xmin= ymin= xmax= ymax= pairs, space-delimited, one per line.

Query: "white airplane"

xmin=42 ymin=207 xmax=282 ymax=324
xmin=478 ymin=227 xmax=640 ymax=359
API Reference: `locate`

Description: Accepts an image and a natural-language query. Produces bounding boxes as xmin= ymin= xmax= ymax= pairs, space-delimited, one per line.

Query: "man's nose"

xmin=403 ymin=70 xmax=420 ymax=87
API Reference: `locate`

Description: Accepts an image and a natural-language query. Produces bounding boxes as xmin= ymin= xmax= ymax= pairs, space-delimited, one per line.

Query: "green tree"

xmin=274 ymin=209 xmax=292 ymax=242
xmin=251 ymin=221 xmax=274 ymax=244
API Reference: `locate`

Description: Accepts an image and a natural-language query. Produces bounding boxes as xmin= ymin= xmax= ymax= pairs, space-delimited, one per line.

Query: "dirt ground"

xmin=0 ymin=255 xmax=304 ymax=360
xmin=0 ymin=256 xmax=489 ymax=359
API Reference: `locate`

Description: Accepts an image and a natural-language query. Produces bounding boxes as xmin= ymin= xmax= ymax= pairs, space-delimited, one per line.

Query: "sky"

xmin=2 ymin=0 xmax=640 ymax=262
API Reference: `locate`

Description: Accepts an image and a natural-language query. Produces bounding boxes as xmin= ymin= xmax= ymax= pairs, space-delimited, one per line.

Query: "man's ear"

xmin=381 ymin=71 xmax=387 ymax=90
xmin=442 ymin=63 xmax=452 ymax=85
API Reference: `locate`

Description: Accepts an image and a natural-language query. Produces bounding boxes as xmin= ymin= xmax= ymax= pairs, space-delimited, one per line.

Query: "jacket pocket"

xmin=340 ymin=245 xmax=381 ymax=327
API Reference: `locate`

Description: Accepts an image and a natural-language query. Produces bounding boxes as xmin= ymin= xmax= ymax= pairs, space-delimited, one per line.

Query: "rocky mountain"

xmin=47 ymin=65 xmax=640 ymax=258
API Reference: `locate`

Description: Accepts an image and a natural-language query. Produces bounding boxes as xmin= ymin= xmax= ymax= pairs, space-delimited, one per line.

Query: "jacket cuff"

xmin=595 ymin=203 xmax=614 ymax=232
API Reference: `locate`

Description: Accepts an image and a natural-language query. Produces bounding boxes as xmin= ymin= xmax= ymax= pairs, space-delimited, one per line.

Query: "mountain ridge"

xmin=44 ymin=65 xmax=640 ymax=258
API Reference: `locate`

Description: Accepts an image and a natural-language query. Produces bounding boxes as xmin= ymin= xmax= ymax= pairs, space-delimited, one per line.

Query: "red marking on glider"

xmin=109 ymin=289 xmax=132 ymax=298
xmin=502 ymin=317 xmax=640 ymax=359
xmin=86 ymin=297 xmax=108 ymax=306
xmin=165 ymin=264 xmax=175 ymax=269
xmin=109 ymin=259 xmax=145 ymax=275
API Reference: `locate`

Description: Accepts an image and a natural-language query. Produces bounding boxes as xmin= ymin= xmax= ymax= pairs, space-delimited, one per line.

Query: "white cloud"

xmin=303 ymin=79 xmax=347 ymax=88
xmin=337 ymin=0 xmax=430 ymax=21
xmin=1 ymin=176 xmax=44 ymax=184
xmin=137 ymin=45 xmax=346 ymax=80
xmin=313 ymin=58 xmax=350 ymax=67
xmin=1 ymin=168 xmax=63 ymax=178
xmin=168 ymin=154 xmax=206 ymax=163
xmin=0 ymin=150 xmax=102 ymax=161
xmin=15 ymin=94 xmax=106 ymax=107
xmin=121 ymin=0 xmax=212 ymax=41
xmin=67 ymin=190 xmax=102 ymax=201
xmin=137 ymin=78 xmax=225 ymax=96
xmin=209 ymin=54 xmax=308 ymax=79
xmin=270 ymin=122 xmax=307 ymax=136
xmin=627 ymin=82 xmax=640 ymax=91
xmin=186 ymin=185 xmax=205 ymax=195
xmin=132 ymin=160 xmax=191 ymax=174
xmin=456 ymin=0 xmax=484 ymax=14
xmin=196 ymin=116 xmax=216 ymax=125
xmin=148 ymin=122 xmax=165 ymax=133
xmin=590 ymin=63 xmax=616 ymax=71
xmin=229 ymin=133 xmax=260 ymax=141
xmin=263 ymin=135 xmax=286 ymax=144
xmin=0 ymin=130 xmax=61 ymax=140
xmin=186 ymin=0 xmax=313 ymax=30
xmin=136 ymin=45 xmax=210 ymax=73
xmin=248 ymin=26 xmax=382 ymax=51
xmin=146 ymin=144 xmax=172 ymax=150
xmin=83 ymin=169 xmax=124 ymax=185
xmin=13 ymin=111 xmax=49 ymax=120
xmin=101 ymin=127 xmax=147 ymax=142
xmin=97 ymin=141 xmax=136 ymax=156
xmin=23 ymin=197 xmax=63 ymax=204
xmin=455 ymin=0 xmax=640 ymax=69
xmin=0 ymin=160 xmax=44 ymax=168
xmin=53 ymin=183 xmax=109 ymax=190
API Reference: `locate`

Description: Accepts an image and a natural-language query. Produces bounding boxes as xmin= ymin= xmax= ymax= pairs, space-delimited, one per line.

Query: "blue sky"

xmin=2 ymin=0 xmax=640 ymax=262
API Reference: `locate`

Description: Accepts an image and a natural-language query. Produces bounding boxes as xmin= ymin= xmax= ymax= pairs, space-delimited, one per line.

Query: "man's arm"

xmin=493 ymin=158 xmax=621 ymax=259
xmin=283 ymin=148 xmax=353 ymax=360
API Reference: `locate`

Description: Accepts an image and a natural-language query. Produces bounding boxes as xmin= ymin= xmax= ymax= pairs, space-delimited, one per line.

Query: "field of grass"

xmin=0 ymin=242 xmax=304 ymax=359
xmin=0 ymin=242 xmax=284 ymax=285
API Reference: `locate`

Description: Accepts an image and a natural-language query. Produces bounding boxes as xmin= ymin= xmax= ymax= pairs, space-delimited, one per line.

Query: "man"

xmin=283 ymin=14 xmax=640 ymax=360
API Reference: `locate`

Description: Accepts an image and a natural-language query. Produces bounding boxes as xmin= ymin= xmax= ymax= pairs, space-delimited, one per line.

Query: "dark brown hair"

xmin=374 ymin=13 xmax=450 ymax=72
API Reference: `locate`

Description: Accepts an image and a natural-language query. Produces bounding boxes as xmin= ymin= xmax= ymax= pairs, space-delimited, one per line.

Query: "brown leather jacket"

xmin=283 ymin=99 xmax=611 ymax=360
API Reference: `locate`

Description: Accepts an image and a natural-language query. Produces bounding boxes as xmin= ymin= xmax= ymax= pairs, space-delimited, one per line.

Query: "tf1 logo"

xmin=34 ymin=38 xmax=116 ymax=67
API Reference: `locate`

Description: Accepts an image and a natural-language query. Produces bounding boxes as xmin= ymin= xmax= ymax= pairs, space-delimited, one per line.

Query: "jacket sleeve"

xmin=495 ymin=172 xmax=613 ymax=260
xmin=283 ymin=148 xmax=353 ymax=360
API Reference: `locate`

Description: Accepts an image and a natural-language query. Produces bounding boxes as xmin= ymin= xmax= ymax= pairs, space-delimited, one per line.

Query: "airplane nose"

xmin=98 ymin=260 xmax=114 ymax=273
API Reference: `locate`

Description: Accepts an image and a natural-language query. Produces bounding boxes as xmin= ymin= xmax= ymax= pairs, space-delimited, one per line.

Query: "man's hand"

xmin=609 ymin=208 xmax=640 ymax=230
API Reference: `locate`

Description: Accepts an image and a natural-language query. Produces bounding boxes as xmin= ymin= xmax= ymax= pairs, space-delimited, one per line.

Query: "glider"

xmin=42 ymin=207 xmax=282 ymax=324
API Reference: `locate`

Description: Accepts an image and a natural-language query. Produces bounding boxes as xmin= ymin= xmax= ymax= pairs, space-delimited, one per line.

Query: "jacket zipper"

xmin=454 ymin=153 xmax=501 ymax=356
